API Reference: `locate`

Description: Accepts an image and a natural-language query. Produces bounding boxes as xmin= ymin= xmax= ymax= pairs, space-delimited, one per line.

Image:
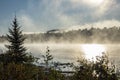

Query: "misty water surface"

xmin=0 ymin=43 xmax=120 ymax=63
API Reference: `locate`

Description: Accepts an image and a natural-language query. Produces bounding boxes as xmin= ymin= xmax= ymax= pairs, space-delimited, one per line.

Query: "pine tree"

xmin=5 ymin=17 xmax=27 ymax=63
xmin=42 ymin=46 xmax=53 ymax=68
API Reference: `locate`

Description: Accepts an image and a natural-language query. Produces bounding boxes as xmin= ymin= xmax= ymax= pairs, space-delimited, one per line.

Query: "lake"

xmin=0 ymin=43 xmax=120 ymax=64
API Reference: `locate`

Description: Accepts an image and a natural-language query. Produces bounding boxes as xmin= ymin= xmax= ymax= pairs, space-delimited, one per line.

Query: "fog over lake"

xmin=0 ymin=43 xmax=120 ymax=64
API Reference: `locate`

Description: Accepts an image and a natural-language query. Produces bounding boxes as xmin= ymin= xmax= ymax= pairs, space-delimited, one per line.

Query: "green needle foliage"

xmin=42 ymin=46 xmax=53 ymax=67
xmin=4 ymin=17 xmax=32 ymax=64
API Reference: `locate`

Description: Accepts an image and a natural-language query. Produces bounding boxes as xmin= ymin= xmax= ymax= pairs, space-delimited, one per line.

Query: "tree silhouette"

xmin=73 ymin=53 xmax=118 ymax=80
xmin=5 ymin=17 xmax=28 ymax=63
xmin=94 ymin=53 xmax=118 ymax=80
xmin=42 ymin=46 xmax=53 ymax=68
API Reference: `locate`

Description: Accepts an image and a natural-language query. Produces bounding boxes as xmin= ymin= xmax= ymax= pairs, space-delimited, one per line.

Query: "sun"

xmin=72 ymin=0 xmax=104 ymax=7
xmin=81 ymin=44 xmax=106 ymax=60
xmin=90 ymin=0 xmax=103 ymax=4
xmin=85 ymin=0 xmax=104 ymax=7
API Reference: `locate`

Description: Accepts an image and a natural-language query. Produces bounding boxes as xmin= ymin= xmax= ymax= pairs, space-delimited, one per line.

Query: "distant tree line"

xmin=1 ymin=26 xmax=120 ymax=43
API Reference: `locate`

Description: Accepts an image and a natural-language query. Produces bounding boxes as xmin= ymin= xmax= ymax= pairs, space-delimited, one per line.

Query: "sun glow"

xmin=81 ymin=44 xmax=106 ymax=60
xmin=90 ymin=0 xmax=103 ymax=4
xmin=83 ymin=0 xmax=104 ymax=7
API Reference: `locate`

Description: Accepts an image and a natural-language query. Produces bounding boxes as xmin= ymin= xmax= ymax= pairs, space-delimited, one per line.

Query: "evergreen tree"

xmin=42 ymin=46 xmax=53 ymax=68
xmin=5 ymin=17 xmax=27 ymax=63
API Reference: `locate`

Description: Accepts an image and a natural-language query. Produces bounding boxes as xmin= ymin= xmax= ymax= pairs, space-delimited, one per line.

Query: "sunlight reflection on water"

xmin=0 ymin=43 xmax=120 ymax=63
xmin=81 ymin=44 xmax=106 ymax=61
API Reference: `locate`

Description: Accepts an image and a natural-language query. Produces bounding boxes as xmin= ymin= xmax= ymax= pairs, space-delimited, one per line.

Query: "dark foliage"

xmin=3 ymin=17 xmax=33 ymax=64
xmin=73 ymin=53 xmax=118 ymax=80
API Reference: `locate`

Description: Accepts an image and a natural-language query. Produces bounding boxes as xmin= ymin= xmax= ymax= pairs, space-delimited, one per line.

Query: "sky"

xmin=0 ymin=0 xmax=120 ymax=34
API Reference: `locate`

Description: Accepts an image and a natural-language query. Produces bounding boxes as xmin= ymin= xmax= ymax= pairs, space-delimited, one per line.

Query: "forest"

xmin=0 ymin=26 xmax=120 ymax=43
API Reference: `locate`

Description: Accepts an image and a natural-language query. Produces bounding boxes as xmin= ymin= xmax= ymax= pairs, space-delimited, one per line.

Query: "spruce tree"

xmin=5 ymin=17 xmax=27 ymax=63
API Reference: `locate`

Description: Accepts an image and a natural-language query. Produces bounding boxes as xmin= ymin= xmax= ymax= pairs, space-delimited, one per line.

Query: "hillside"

xmin=0 ymin=27 xmax=120 ymax=43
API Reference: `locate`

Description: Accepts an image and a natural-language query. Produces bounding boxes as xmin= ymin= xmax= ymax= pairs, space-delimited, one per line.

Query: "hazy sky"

xmin=0 ymin=0 xmax=120 ymax=34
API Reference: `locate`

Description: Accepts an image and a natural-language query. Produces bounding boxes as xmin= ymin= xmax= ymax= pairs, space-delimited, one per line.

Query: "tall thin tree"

xmin=5 ymin=16 xmax=27 ymax=63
